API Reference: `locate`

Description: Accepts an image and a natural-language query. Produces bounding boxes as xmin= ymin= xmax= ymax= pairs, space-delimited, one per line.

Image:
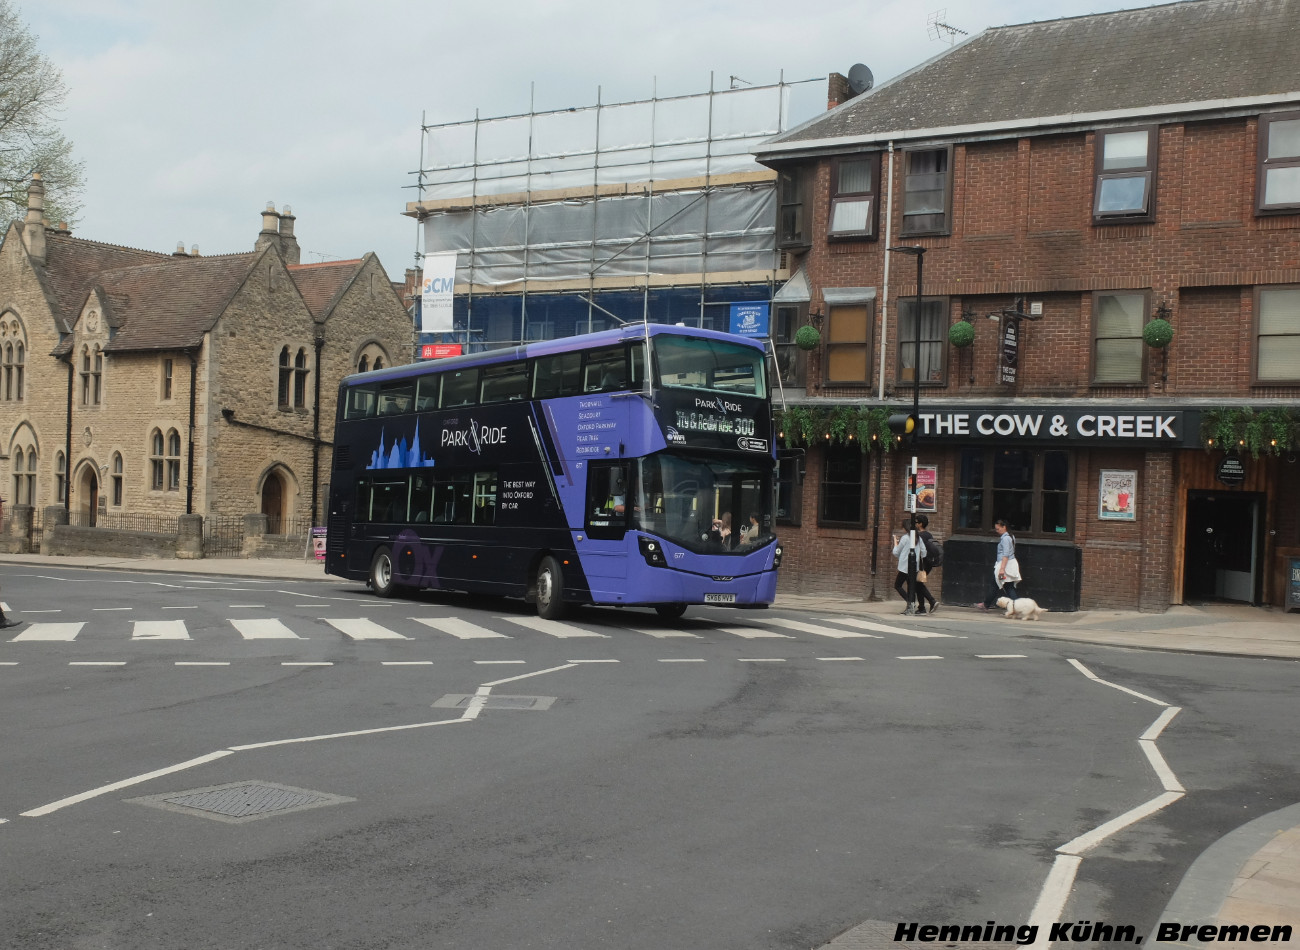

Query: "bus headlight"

xmin=772 ymin=544 xmax=783 ymax=568
xmin=638 ymin=535 xmax=667 ymax=568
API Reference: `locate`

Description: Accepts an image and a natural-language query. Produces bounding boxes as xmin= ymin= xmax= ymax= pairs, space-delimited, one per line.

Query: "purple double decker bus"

xmin=325 ymin=324 xmax=781 ymax=619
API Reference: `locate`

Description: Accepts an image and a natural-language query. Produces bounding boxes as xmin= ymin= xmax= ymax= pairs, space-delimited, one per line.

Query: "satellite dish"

xmin=847 ymin=63 xmax=874 ymax=96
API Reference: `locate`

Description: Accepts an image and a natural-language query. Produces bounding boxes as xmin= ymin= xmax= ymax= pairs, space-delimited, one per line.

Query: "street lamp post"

xmin=887 ymin=245 xmax=926 ymax=614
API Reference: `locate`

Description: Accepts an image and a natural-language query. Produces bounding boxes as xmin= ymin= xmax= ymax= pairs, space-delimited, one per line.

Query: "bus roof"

xmin=343 ymin=323 xmax=767 ymax=387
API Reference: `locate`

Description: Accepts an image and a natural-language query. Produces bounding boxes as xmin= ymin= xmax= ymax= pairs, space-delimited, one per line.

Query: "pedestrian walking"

xmin=891 ymin=517 xmax=927 ymax=616
xmin=0 ymin=582 xmax=19 ymax=629
xmin=913 ymin=513 xmax=939 ymax=615
xmin=979 ymin=518 xmax=1021 ymax=610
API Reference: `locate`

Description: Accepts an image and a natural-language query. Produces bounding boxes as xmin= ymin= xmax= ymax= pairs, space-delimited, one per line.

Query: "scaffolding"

xmin=406 ymin=76 xmax=822 ymax=349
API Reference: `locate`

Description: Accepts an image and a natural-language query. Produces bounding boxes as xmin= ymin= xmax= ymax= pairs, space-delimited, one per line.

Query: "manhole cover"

xmin=433 ymin=693 xmax=555 ymax=711
xmin=127 ymin=781 xmax=354 ymax=823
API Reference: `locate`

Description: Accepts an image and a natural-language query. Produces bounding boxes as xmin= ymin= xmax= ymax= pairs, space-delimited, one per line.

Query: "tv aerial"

xmin=847 ymin=63 xmax=874 ymax=97
xmin=927 ymin=9 xmax=968 ymax=44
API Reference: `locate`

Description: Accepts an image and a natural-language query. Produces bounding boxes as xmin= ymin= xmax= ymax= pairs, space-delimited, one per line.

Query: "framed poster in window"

xmin=1098 ymin=470 xmax=1136 ymax=521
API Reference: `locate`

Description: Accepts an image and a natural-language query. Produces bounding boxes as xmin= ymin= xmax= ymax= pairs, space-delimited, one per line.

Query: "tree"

xmin=0 ymin=0 xmax=83 ymax=228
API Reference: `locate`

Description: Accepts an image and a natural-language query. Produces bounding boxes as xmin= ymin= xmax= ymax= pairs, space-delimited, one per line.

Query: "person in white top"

xmin=891 ymin=517 xmax=927 ymax=616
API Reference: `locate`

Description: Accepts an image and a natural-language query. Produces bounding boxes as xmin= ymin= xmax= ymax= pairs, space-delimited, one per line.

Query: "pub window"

xmin=1255 ymin=286 xmax=1300 ymax=383
xmin=828 ymin=156 xmax=878 ymax=239
xmin=1257 ymin=111 xmax=1300 ymax=213
xmin=819 ymin=445 xmax=866 ymax=527
xmin=776 ymin=454 xmax=803 ymax=526
xmin=901 ymin=147 xmax=952 ymax=236
xmin=1092 ymin=291 xmax=1148 ymax=384
xmin=825 ymin=303 xmax=873 ymax=384
xmin=1094 ymin=127 xmax=1156 ymax=222
xmin=896 ymin=297 xmax=948 ymax=387
xmin=957 ymin=448 xmax=1072 ymax=538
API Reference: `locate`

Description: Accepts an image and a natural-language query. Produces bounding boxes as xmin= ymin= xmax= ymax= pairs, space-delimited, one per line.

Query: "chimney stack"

xmin=255 ymin=200 xmax=282 ymax=255
xmin=22 ymin=173 xmax=45 ymax=265
xmin=827 ymin=72 xmax=853 ymax=110
xmin=277 ymin=204 xmax=300 ymax=265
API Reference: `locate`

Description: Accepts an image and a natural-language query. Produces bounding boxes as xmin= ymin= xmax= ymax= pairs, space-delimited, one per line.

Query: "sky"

xmin=21 ymin=0 xmax=1166 ymax=280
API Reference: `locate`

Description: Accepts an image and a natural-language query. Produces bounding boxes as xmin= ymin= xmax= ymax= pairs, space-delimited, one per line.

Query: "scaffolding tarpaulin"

xmin=420 ymin=252 xmax=458 ymax=332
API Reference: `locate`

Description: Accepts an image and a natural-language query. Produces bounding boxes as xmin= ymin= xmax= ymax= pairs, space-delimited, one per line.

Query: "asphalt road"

xmin=0 ymin=566 xmax=1297 ymax=949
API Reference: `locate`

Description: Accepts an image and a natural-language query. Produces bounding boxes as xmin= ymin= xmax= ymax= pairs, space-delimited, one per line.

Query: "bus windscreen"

xmin=653 ymin=336 xmax=766 ymax=398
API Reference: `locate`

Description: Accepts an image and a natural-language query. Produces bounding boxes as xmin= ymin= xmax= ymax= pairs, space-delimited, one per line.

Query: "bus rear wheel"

xmin=369 ymin=547 xmax=398 ymax=598
xmin=655 ymin=603 xmax=687 ymax=621
xmin=535 ymin=556 xmax=567 ymax=620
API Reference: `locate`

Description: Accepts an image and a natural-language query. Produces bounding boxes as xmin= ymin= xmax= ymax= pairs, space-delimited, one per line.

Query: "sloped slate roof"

xmin=39 ymin=231 xmax=172 ymax=333
xmin=60 ymin=252 xmax=260 ymax=353
xmin=287 ymin=258 xmax=363 ymax=319
xmin=763 ymin=0 xmax=1300 ymax=151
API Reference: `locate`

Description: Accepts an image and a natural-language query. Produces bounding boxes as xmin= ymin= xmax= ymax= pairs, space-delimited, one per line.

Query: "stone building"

xmin=754 ymin=0 xmax=1300 ymax=610
xmin=0 ymin=178 xmax=412 ymax=546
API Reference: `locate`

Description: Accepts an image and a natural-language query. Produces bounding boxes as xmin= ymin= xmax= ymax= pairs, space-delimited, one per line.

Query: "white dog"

xmin=997 ymin=596 xmax=1047 ymax=620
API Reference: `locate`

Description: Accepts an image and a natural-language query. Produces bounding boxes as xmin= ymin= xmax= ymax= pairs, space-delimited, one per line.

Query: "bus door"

xmin=583 ymin=461 xmax=630 ymax=581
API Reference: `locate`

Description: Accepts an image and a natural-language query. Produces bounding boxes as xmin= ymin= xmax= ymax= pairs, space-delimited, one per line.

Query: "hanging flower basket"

xmin=948 ymin=321 xmax=975 ymax=349
xmin=1143 ymin=318 xmax=1174 ymax=348
xmin=795 ymin=325 xmax=821 ymax=350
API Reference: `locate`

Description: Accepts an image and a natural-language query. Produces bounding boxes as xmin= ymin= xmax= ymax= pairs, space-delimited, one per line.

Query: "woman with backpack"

xmin=913 ymin=514 xmax=939 ymax=615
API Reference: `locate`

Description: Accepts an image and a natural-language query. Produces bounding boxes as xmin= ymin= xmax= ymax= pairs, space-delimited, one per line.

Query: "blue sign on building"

xmin=729 ymin=302 xmax=770 ymax=337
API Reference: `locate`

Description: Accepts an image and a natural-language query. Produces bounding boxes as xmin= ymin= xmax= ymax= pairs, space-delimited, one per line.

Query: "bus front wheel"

xmin=369 ymin=547 xmax=398 ymax=598
xmin=655 ymin=603 xmax=687 ymax=621
xmin=535 ymin=556 xmax=567 ymax=620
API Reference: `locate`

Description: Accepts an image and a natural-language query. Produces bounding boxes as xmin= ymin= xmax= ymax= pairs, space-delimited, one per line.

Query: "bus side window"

xmin=346 ymin=386 xmax=377 ymax=419
xmin=534 ymin=352 xmax=582 ymax=399
xmin=377 ymin=382 xmax=414 ymax=416
xmin=410 ymin=474 xmax=435 ymax=523
xmin=354 ymin=479 xmax=373 ymax=522
xmin=584 ymin=347 xmax=627 ymax=393
xmin=480 ymin=362 xmax=529 ymax=404
xmin=415 ymin=376 xmax=440 ymax=411
xmin=472 ymin=471 xmax=497 ymax=525
xmin=442 ymin=370 xmax=478 ymax=408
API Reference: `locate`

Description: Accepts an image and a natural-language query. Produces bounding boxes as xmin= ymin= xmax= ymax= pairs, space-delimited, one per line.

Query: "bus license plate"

xmin=704 ymin=593 xmax=736 ymax=604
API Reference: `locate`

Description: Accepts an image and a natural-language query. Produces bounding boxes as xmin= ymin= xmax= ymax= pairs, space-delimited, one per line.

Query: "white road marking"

xmin=816 ymin=656 xmax=864 ymax=662
xmin=228 ymin=604 xmax=266 ymax=608
xmin=282 ymin=661 xmax=333 ymax=666
xmin=1026 ymin=854 xmax=1083 ymax=948
xmin=12 ymin=623 xmax=85 ymax=641
xmin=411 ymin=617 xmax=508 ymax=639
xmin=161 ymin=606 xmax=199 ymax=610
xmin=93 ymin=607 xmax=132 ymax=612
xmin=738 ymin=657 xmax=785 ymax=662
xmin=897 ymin=655 xmax=943 ymax=660
xmin=175 ymin=662 xmax=229 ymax=667
xmin=69 ymin=662 xmax=126 ymax=667
xmin=1139 ymin=739 xmax=1184 ymax=792
xmin=976 ymin=654 xmax=1027 ymax=658
xmin=760 ymin=618 xmax=879 ymax=639
xmin=568 ymin=658 xmax=618 ymax=663
xmin=20 ymin=751 xmax=236 ymax=817
xmin=817 ymin=616 xmax=952 ymax=638
xmin=658 ymin=658 xmax=706 ymax=663
xmin=1141 ymin=706 xmax=1181 ymax=740
xmin=382 ymin=661 xmax=433 ymax=666
xmin=0 ymin=662 xmax=19 ymax=666
xmin=474 ymin=660 xmax=526 ymax=664
xmin=324 ymin=618 xmax=410 ymax=640
xmin=481 ymin=663 xmax=579 ymax=687
xmin=132 ymin=620 xmax=190 ymax=640
xmin=500 ymin=617 xmax=609 ymax=638
xmin=230 ymin=618 xmax=303 ymax=640
xmin=1066 ymin=658 xmax=1168 ymax=706
xmin=718 ymin=626 xmax=793 ymax=639
xmin=21 ymin=609 xmax=61 ymax=614
xmin=636 ymin=628 xmax=701 ymax=639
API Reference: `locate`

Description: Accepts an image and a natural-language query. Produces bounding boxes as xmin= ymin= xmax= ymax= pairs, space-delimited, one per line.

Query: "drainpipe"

xmin=878 ymin=141 xmax=896 ymax=401
xmin=186 ymin=350 xmax=198 ymax=514
xmin=311 ymin=330 xmax=324 ymax=526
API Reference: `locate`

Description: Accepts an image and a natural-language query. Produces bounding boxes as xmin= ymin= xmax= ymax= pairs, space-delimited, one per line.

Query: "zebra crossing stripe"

xmin=718 ymin=626 xmax=793 ymax=639
xmin=760 ymin=618 xmax=880 ymax=639
xmin=133 ymin=620 xmax=190 ymax=640
xmin=411 ymin=617 xmax=509 ymax=639
xmin=11 ymin=622 xmax=85 ymax=642
xmin=230 ymin=618 xmax=303 ymax=640
xmin=323 ymin=618 xmax=410 ymax=640
xmin=635 ymin=628 xmax=701 ymax=639
xmin=499 ymin=617 xmax=609 ymax=638
xmin=819 ymin=616 xmax=953 ymax=639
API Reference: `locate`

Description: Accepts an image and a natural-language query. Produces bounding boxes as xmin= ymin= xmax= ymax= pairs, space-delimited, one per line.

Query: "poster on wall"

xmin=420 ymin=252 xmax=458 ymax=333
xmin=914 ymin=465 xmax=937 ymax=512
xmin=1099 ymin=469 xmax=1137 ymax=520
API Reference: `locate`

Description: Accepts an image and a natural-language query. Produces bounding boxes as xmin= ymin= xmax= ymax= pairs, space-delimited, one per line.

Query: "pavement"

xmin=1 ymin=551 xmax=1298 ymax=947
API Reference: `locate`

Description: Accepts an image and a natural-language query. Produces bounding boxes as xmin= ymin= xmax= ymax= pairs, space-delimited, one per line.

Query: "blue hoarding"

xmin=729 ymin=302 xmax=770 ymax=337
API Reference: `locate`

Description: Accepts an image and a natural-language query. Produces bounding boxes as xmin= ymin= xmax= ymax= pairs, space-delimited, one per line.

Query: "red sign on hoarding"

xmin=421 ymin=344 xmax=463 ymax=359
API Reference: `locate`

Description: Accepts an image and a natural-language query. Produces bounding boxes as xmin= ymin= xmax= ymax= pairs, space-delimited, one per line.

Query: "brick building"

xmin=754 ymin=0 xmax=1300 ymax=610
xmin=0 ymin=179 xmax=412 ymax=542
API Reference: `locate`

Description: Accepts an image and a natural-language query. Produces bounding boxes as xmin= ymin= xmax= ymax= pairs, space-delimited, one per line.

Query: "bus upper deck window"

xmin=377 ymin=382 xmax=414 ymax=416
xmin=346 ymin=386 xmax=377 ymax=419
xmin=480 ymin=361 xmax=529 ymax=404
xmin=534 ymin=352 xmax=582 ymax=399
xmin=584 ymin=347 xmax=627 ymax=393
xmin=415 ymin=376 xmax=440 ymax=411
xmin=442 ymin=370 xmax=478 ymax=408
